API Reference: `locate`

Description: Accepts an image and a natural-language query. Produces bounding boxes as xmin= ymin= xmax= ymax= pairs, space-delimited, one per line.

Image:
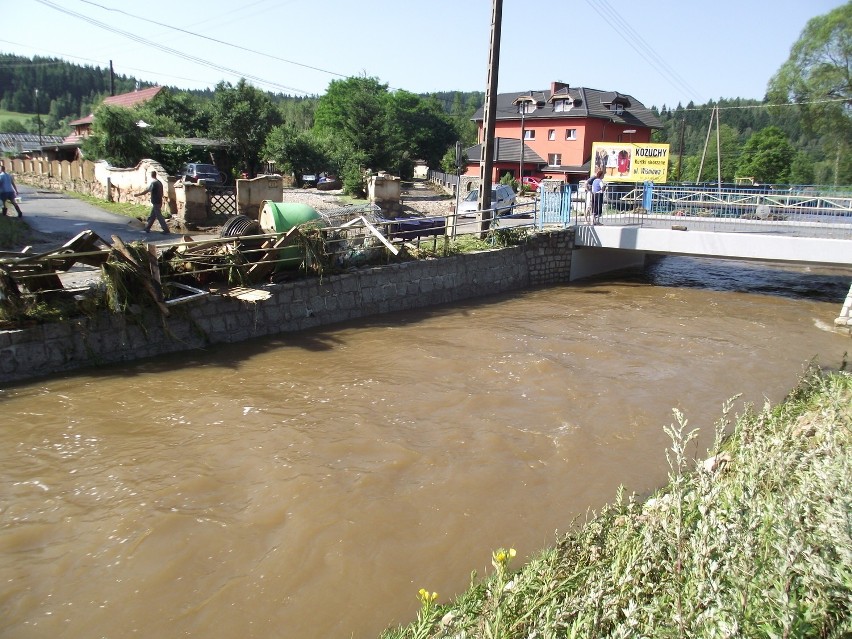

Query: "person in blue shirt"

xmin=0 ymin=164 xmax=23 ymax=218
xmin=134 ymin=170 xmax=169 ymax=234
xmin=591 ymin=169 xmax=605 ymax=225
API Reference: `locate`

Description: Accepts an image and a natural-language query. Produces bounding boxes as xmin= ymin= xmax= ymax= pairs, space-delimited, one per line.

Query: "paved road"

xmin=12 ymin=184 xmax=174 ymax=245
xmin=9 ymin=184 xmax=186 ymax=289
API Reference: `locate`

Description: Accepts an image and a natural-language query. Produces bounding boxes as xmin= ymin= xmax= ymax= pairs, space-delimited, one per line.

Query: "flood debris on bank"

xmin=0 ymin=215 xmax=530 ymax=329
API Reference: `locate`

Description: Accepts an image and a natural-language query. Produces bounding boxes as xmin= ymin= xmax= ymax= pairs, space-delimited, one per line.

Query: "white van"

xmin=457 ymin=184 xmax=516 ymax=217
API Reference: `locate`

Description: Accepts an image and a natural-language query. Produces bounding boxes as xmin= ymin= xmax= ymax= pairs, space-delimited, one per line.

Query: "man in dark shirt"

xmin=135 ymin=170 xmax=169 ymax=234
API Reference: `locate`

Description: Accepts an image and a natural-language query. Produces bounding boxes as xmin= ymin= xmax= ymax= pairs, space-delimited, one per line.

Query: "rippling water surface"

xmin=0 ymin=256 xmax=849 ymax=638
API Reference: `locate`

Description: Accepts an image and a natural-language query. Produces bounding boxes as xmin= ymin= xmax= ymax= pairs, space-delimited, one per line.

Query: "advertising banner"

xmin=591 ymin=142 xmax=670 ymax=183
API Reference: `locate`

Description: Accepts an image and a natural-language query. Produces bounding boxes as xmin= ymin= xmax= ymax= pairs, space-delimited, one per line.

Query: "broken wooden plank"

xmin=246 ymin=228 xmax=302 ymax=282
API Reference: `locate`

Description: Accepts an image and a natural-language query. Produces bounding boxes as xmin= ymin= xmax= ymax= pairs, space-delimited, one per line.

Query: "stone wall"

xmin=0 ymin=229 xmax=574 ymax=384
xmin=13 ymin=158 xmax=175 ymax=213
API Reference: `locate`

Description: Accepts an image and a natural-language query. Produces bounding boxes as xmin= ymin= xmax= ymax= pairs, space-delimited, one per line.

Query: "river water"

xmin=1 ymin=256 xmax=849 ymax=638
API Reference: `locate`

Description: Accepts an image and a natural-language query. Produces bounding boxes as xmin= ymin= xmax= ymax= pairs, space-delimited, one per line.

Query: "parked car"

xmin=301 ymin=174 xmax=318 ymax=187
xmin=180 ymin=163 xmax=224 ymax=185
xmin=457 ymin=184 xmax=516 ymax=217
xmin=521 ymin=176 xmax=540 ymax=191
xmin=316 ymin=174 xmax=341 ymax=190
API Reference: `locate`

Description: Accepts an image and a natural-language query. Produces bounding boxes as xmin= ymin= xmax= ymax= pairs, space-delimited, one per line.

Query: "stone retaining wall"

xmin=0 ymin=229 xmax=574 ymax=385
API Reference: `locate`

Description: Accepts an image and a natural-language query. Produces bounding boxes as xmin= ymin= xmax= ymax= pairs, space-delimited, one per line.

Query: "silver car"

xmin=457 ymin=184 xmax=516 ymax=217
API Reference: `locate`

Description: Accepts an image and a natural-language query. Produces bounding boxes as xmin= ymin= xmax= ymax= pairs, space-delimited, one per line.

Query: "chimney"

xmin=551 ymin=81 xmax=569 ymax=94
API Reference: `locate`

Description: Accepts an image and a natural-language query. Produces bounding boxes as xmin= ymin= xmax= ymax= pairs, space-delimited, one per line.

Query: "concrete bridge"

xmin=534 ymin=184 xmax=852 ymax=329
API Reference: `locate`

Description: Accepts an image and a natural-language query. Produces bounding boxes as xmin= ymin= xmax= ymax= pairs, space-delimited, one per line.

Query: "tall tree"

xmin=81 ymin=104 xmax=152 ymax=167
xmin=210 ymin=79 xmax=282 ymax=175
xmin=737 ymin=126 xmax=796 ymax=183
xmin=313 ymin=76 xmax=389 ymax=169
xmin=384 ymin=91 xmax=456 ymax=176
xmin=768 ymin=3 xmax=852 ymax=184
xmin=262 ymin=124 xmax=326 ymax=181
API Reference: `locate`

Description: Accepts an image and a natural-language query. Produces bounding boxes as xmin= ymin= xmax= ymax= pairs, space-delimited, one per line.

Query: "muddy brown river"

xmin=1 ymin=256 xmax=849 ymax=638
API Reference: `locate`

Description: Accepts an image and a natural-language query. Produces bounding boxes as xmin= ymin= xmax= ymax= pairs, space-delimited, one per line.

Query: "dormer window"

xmin=610 ymin=104 xmax=625 ymax=115
xmin=553 ymin=98 xmax=572 ymax=113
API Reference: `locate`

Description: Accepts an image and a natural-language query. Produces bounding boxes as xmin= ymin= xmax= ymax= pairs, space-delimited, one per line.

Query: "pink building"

xmin=465 ymin=81 xmax=662 ymax=185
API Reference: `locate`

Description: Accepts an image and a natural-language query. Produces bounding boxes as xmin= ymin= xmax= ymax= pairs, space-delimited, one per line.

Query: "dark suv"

xmin=180 ymin=163 xmax=224 ymax=185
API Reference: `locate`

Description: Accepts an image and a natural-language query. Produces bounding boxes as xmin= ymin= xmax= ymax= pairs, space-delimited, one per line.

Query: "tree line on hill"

xmin=0 ymin=4 xmax=848 ymax=189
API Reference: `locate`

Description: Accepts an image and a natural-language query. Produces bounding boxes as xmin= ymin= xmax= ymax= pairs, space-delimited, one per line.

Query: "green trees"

xmin=262 ymin=125 xmax=326 ymax=182
xmin=302 ymin=75 xmax=460 ymax=191
xmin=767 ymin=3 xmax=851 ymax=184
xmin=736 ymin=126 xmax=795 ymax=184
xmin=81 ymin=104 xmax=152 ymax=167
xmin=210 ymin=79 xmax=282 ymax=176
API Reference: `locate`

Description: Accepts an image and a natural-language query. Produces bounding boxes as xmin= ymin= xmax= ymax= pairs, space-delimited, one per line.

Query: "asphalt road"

xmin=12 ymin=183 xmax=170 ymax=245
xmin=8 ymin=184 xmax=186 ymax=289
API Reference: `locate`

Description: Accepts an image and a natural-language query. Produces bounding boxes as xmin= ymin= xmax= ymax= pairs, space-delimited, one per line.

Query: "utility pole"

xmin=109 ymin=60 xmax=115 ymax=96
xmin=676 ymin=117 xmax=685 ymax=182
xmin=477 ymin=0 xmax=502 ymax=236
xmin=35 ymin=89 xmax=42 ymax=147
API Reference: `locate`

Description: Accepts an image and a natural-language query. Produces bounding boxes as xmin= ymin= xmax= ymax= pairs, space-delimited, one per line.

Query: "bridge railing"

xmin=569 ymin=184 xmax=852 ymax=240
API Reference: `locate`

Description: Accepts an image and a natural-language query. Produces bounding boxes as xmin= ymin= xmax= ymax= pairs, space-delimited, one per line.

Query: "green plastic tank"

xmin=258 ymin=201 xmax=325 ymax=270
xmin=259 ymin=201 xmax=322 ymax=233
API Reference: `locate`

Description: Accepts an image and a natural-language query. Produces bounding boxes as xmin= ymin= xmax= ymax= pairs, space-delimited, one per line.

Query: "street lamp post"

xmin=513 ymin=93 xmax=545 ymax=188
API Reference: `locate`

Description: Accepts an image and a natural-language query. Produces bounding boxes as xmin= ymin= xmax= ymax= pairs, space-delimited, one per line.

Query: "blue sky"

xmin=2 ymin=0 xmax=846 ymax=109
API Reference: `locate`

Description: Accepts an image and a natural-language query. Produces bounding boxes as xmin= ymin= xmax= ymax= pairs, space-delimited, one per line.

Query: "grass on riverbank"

xmin=61 ymin=191 xmax=151 ymax=219
xmin=381 ymin=367 xmax=851 ymax=639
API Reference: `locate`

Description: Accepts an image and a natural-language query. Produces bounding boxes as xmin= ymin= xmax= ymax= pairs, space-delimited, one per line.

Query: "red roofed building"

xmin=102 ymin=85 xmax=164 ymax=109
xmin=53 ymin=87 xmax=165 ymax=160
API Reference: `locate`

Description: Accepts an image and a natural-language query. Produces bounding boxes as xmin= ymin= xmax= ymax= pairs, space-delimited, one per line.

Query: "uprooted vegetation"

xmin=0 ymin=214 xmax=530 ymax=329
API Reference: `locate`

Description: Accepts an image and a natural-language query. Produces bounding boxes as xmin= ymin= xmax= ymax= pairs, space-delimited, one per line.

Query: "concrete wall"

xmin=173 ymin=181 xmax=208 ymax=224
xmin=237 ymin=175 xmax=285 ymax=220
xmin=14 ymin=158 xmax=172 ymax=211
xmin=368 ymin=174 xmax=402 ymax=217
xmin=0 ymin=230 xmax=574 ymax=385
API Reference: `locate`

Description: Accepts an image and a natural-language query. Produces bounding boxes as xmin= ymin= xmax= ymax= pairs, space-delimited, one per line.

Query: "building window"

xmin=548 ymin=153 xmax=562 ymax=167
xmin=548 ymin=129 xmax=556 ymax=141
xmin=524 ymin=130 xmax=535 ymax=140
xmin=553 ymin=99 xmax=572 ymax=112
xmin=565 ymin=128 xmax=577 ymax=140
xmin=610 ymin=104 xmax=624 ymax=115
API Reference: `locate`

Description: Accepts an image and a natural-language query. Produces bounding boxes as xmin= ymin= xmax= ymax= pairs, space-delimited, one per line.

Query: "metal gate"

xmin=538 ymin=183 xmax=574 ymax=227
xmin=207 ymin=186 xmax=237 ymax=215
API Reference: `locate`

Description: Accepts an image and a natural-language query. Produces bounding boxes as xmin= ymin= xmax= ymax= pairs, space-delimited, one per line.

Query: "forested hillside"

xmin=0 ymin=54 xmax=143 ymax=134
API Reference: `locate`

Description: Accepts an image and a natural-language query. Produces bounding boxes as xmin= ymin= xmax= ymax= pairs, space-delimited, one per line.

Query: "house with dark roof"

xmin=467 ymin=81 xmax=662 ymax=185
xmin=0 ymin=133 xmax=64 ymax=157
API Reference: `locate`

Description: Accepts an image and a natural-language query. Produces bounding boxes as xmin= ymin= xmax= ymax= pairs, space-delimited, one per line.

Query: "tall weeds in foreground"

xmin=380 ymin=369 xmax=851 ymax=638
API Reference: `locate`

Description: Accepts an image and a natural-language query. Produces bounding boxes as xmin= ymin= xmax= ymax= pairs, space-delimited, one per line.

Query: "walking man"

xmin=0 ymin=163 xmax=24 ymax=217
xmin=135 ymin=170 xmax=169 ymax=234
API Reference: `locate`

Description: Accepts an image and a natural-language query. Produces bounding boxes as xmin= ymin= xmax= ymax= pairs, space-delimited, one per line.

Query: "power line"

xmin=33 ymin=0 xmax=316 ymax=95
xmin=75 ymin=0 xmax=350 ymax=83
xmin=666 ymin=98 xmax=848 ymax=112
xmin=584 ymin=0 xmax=703 ymax=104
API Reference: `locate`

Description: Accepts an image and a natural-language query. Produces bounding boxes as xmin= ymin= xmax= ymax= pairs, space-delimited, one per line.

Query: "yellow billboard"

xmin=591 ymin=142 xmax=670 ymax=183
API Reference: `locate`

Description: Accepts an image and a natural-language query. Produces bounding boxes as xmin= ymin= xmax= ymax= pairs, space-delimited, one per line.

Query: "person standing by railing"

xmin=0 ymin=163 xmax=24 ymax=218
xmin=591 ymin=169 xmax=605 ymax=225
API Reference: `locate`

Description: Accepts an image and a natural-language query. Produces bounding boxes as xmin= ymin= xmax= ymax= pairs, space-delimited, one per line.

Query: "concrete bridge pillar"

xmin=835 ymin=282 xmax=852 ymax=332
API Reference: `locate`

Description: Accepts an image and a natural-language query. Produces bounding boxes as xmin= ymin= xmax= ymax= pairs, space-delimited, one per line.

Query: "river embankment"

xmin=380 ymin=368 xmax=852 ymax=639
